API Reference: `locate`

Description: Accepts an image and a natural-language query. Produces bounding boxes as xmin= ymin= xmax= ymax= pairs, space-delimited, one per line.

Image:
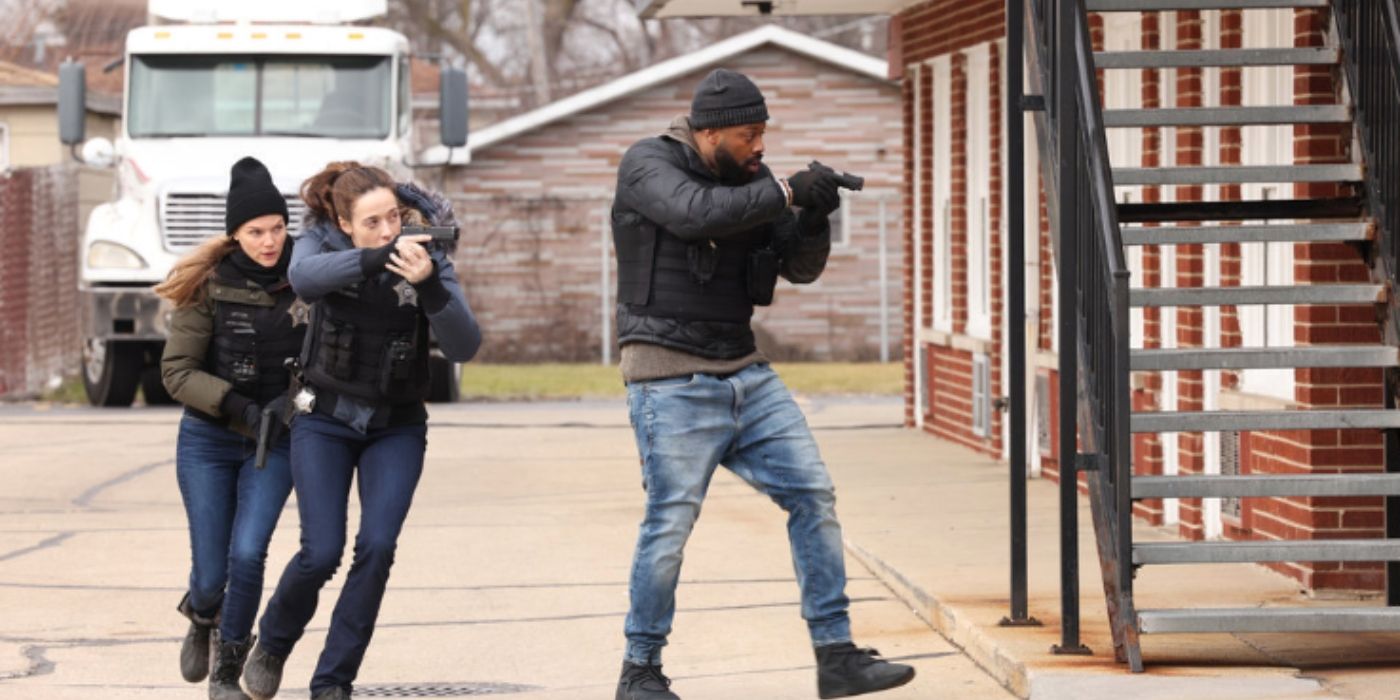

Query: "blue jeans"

xmin=258 ymin=412 xmax=427 ymax=695
xmin=175 ymin=412 xmax=293 ymax=644
xmin=623 ymin=362 xmax=851 ymax=665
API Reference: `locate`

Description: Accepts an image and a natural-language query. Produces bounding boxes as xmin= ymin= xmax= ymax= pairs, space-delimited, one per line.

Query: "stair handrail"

xmin=1332 ymin=0 xmax=1400 ymax=346
xmin=1025 ymin=0 xmax=1138 ymax=661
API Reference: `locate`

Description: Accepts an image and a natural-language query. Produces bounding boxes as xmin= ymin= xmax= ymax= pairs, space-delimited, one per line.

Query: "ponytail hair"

xmin=153 ymin=235 xmax=237 ymax=307
xmin=300 ymin=161 xmax=396 ymax=228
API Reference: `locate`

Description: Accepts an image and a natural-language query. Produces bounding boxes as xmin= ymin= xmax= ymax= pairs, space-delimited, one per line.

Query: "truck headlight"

xmin=87 ymin=241 xmax=148 ymax=270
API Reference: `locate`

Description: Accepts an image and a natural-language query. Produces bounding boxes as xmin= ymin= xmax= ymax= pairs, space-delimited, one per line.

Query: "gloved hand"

xmin=787 ymin=169 xmax=841 ymax=214
xmin=221 ymin=391 xmax=261 ymax=434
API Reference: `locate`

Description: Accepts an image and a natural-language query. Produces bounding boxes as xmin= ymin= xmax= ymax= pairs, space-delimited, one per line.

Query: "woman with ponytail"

xmin=157 ymin=156 xmax=305 ymax=700
xmin=242 ymin=162 xmax=481 ymax=700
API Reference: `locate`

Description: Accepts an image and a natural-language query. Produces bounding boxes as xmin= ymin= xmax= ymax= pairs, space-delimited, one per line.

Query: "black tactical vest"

xmin=612 ymin=207 xmax=775 ymax=359
xmin=206 ymin=275 xmax=307 ymax=406
xmin=303 ymin=274 xmax=431 ymax=404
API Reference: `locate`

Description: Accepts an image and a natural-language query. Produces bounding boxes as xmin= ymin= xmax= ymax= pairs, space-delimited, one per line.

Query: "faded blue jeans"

xmin=623 ymin=362 xmax=851 ymax=665
xmin=175 ymin=411 xmax=293 ymax=644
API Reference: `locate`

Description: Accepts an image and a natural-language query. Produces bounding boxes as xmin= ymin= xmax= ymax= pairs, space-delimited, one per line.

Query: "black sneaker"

xmin=615 ymin=661 xmax=680 ymax=700
xmin=242 ymin=642 xmax=286 ymax=700
xmin=309 ymin=687 xmax=350 ymax=700
xmin=815 ymin=643 xmax=915 ymax=698
xmin=177 ymin=593 xmax=217 ymax=683
xmin=208 ymin=633 xmax=252 ymax=700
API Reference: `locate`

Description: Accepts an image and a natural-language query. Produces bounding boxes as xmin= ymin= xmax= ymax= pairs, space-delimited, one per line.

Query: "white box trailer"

xmin=58 ymin=0 xmax=469 ymax=406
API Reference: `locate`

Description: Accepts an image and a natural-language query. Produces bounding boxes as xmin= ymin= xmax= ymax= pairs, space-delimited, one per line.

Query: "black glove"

xmin=220 ymin=391 xmax=261 ymax=433
xmin=787 ymin=169 xmax=840 ymax=214
xmin=360 ymin=240 xmax=396 ymax=276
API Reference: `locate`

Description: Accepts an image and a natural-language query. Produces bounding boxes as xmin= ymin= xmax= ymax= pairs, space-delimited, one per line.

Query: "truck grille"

xmin=160 ymin=192 xmax=308 ymax=252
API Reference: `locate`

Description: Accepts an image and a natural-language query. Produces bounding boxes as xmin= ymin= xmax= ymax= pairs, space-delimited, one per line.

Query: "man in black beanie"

xmin=609 ymin=68 xmax=915 ymax=700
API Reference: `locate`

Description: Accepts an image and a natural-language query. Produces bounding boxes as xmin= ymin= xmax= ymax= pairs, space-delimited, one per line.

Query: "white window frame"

xmin=933 ymin=55 xmax=953 ymax=333
xmin=972 ymin=353 xmax=991 ymax=437
xmin=0 ymin=122 xmax=9 ymax=171
xmin=1237 ymin=9 xmax=1296 ymax=402
xmin=912 ymin=62 xmax=927 ymax=427
xmin=966 ymin=43 xmax=993 ymax=341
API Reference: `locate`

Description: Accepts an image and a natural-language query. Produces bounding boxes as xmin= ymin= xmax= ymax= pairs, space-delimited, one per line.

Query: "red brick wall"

xmin=0 ymin=166 xmax=82 ymax=399
xmin=451 ymin=45 xmax=906 ymax=363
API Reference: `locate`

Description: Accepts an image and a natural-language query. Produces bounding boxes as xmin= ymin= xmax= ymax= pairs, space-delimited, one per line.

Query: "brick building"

xmin=444 ymin=26 xmax=905 ymax=363
xmin=888 ymin=2 xmax=1383 ymax=593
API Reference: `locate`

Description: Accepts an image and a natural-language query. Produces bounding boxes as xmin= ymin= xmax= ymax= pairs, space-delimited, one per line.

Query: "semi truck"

xmin=57 ymin=0 xmax=469 ymax=406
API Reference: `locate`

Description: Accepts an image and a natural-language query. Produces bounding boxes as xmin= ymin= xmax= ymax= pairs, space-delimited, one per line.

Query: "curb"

xmin=846 ymin=540 xmax=1033 ymax=699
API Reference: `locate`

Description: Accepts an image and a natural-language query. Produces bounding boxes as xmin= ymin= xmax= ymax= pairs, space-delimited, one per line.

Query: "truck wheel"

xmin=139 ymin=366 xmax=175 ymax=406
xmin=82 ymin=338 xmax=142 ymax=407
xmin=427 ymin=355 xmax=460 ymax=403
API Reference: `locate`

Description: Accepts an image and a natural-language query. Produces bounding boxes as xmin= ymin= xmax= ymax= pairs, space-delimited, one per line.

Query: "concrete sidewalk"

xmin=3 ymin=395 xmax=1400 ymax=699
xmin=809 ymin=400 xmax=1400 ymax=699
xmin=0 ymin=397 xmax=1007 ymax=699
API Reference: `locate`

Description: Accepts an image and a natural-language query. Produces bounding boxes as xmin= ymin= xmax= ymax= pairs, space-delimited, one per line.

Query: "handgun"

xmin=402 ymin=225 xmax=460 ymax=243
xmin=254 ymin=405 xmax=275 ymax=470
xmin=808 ymin=161 xmax=865 ymax=191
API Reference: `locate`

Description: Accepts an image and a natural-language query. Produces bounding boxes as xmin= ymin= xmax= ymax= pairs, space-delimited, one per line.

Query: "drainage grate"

xmin=351 ymin=682 xmax=540 ymax=697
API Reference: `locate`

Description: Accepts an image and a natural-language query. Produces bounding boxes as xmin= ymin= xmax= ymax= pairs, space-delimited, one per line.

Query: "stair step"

xmin=1119 ymin=197 xmax=1363 ymax=223
xmin=1113 ymin=164 xmax=1362 ymax=186
xmin=1132 ymin=409 xmax=1400 ymax=433
xmin=1130 ymin=284 xmax=1384 ymax=307
xmin=1138 ymin=607 xmax=1400 ymax=634
xmin=1133 ymin=474 xmax=1400 ymax=499
xmin=1131 ymin=345 xmax=1399 ymax=371
xmin=1104 ymin=105 xmax=1349 ymax=127
xmin=1134 ymin=539 xmax=1400 ymax=564
xmin=1096 ymin=47 xmax=1339 ymax=69
xmin=1121 ymin=222 xmax=1372 ymax=245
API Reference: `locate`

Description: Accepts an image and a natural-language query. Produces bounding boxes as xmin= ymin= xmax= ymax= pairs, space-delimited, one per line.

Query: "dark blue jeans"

xmin=175 ymin=411 xmax=293 ymax=644
xmin=258 ymin=412 xmax=427 ymax=695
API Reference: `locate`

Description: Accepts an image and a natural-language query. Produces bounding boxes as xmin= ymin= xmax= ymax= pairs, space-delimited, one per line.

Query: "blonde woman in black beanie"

xmin=155 ymin=156 xmax=306 ymax=700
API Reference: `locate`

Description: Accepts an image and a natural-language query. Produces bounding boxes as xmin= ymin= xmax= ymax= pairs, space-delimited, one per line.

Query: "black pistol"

xmin=254 ymin=405 xmax=275 ymax=470
xmin=808 ymin=161 xmax=865 ymax=191
xmin=402 ymin=225 xmax=460 ymax=243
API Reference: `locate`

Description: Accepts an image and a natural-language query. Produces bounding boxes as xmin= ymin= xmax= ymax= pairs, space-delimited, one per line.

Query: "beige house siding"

xmin=448 ymin=44 xmax=905 ymax=363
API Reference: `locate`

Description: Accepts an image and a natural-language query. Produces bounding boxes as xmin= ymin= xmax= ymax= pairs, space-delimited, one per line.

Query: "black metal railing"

xmin=1332 ymin=0 xmax=1400 ymax=605
xmin=1024 ymin=0 xmax=1136 ymax=660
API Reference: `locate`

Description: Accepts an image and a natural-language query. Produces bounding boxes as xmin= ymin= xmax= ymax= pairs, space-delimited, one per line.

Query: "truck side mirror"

xmin=439 ymin=67 xmax=468 ymax=149
xmin=59 ymin=60 xmax=87 ymax=145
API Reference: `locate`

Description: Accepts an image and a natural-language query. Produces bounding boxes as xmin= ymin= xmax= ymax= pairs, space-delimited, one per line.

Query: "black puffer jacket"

xmin=611 ymin=117 xmax=832 ymax=359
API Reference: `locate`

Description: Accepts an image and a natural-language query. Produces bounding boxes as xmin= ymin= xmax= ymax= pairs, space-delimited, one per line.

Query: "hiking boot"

xmin=815 ymin=642 xmax=915 ymax=698
xmin=177 ymin=593 xmax=218 ymax=683
xmin=309 ymin=687 xmax=350 ymax=700
xmin=615 ymin=661 xmax=680 ymax=700
xmin=241 ymin=642 xmax=286 ymax=700
xmin=208 ymin=633 xmax=252 ymax=700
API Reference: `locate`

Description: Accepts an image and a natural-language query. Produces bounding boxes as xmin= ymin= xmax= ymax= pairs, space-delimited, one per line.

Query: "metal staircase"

xmin=1027 ymin=0 xmax=1400 ymax=671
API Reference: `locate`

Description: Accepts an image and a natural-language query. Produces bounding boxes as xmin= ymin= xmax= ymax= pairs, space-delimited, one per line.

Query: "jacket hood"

xmin=663 ymin=115 xmax=702 ymax=158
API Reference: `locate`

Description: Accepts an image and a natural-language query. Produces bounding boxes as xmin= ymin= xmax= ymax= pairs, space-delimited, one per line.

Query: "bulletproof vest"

xmin=613 ymin=207 xmax=775 ymax=359
xmin=208 ymin=280 xmax=307 ymax=405
xmin=303 ymin=274 xmax=430 ymax=404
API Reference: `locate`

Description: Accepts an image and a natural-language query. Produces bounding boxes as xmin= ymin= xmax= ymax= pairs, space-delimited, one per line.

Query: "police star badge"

xmin=287 ymin=298 xmax=312 ymax=327
xmin=394 ymin=279 xmax=419 ymax=307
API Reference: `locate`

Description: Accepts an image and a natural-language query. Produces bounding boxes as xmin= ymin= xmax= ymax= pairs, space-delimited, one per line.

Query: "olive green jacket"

xmin=159 ymin=277 xmax=283 ymax=434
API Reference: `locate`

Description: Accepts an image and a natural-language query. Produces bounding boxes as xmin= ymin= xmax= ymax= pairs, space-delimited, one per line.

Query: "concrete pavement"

xmin=0 ymin=397 xmax=1008 ymax=699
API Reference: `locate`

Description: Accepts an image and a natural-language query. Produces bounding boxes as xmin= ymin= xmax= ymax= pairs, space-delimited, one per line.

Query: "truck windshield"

xmin=128 ymin=55 xmax=392 ymax=139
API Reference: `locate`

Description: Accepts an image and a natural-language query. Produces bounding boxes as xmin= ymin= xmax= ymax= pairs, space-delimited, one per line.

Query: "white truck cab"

xmin=59 ymin=0 xmax=469 ymax=406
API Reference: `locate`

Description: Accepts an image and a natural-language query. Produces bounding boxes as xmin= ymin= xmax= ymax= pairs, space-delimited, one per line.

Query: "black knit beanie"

xmin=225 ymin=156 xmax=289 ymax=235
xmin=689 ymin=68 xmax=769 ymax=131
